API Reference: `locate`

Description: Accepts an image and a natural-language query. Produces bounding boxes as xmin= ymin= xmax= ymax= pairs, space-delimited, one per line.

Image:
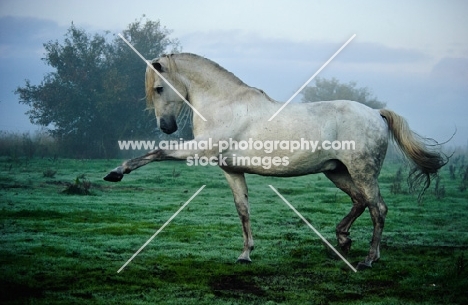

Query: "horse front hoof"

xmin=103 ymin=171 xmax=123 ymax=182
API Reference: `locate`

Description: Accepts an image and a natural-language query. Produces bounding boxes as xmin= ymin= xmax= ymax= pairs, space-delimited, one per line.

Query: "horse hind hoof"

xmin=103 ymin=171 xmax=123 ymax=182
xmin=356 ymin=261 xmax=372 ymax=271
xmin=339 ymin=238 xmax=352 ymax=255
xmin=236 ymin=258 xmax=252 ymax=264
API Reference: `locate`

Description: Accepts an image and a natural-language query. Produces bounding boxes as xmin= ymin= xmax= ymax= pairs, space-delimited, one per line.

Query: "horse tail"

xmin=380 ymin=109 xmax=448 ymax=201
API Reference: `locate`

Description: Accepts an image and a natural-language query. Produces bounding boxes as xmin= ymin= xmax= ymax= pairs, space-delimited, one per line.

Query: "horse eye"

xmin=155 ymin=86 xmax=163 ymax=94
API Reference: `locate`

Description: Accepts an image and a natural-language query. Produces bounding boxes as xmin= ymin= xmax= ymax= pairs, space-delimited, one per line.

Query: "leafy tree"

xmin=16 ymin=18 xmax=179 ymax=158
xmin=301 ymin=77 xmax=386 ymax=109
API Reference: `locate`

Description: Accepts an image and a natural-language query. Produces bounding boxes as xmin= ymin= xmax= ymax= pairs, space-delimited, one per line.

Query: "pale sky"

xmin=2 ymin=0 xmax=466 ymax=56
xmin=1 ymin=0 xmax=467 ymax=146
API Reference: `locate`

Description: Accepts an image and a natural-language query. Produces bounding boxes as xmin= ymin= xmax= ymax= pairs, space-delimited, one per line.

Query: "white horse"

xmin=104 ymin=53 xmax=446 ymax=269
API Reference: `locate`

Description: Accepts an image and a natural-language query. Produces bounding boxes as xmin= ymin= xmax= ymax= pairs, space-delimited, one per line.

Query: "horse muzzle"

xmin=160 ymin=117 xmax=178 ymax=134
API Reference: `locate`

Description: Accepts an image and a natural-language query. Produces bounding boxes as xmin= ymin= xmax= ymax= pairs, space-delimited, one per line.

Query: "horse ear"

xmin=152 ymin=62 xmax=163 ymax=72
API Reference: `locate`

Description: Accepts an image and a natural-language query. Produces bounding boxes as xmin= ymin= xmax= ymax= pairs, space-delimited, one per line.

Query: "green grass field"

xmin=1 ymin=156 xmax=467 ymax=304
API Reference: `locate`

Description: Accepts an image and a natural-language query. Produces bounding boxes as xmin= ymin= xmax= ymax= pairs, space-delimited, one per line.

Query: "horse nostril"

xmin=160 ymin=117 xmax=177 ymax=134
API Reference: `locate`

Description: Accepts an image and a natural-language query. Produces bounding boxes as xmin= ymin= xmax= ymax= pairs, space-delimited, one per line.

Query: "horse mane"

xmin=176 ymin=53 xmax=277 ymax=102
xmin=176 ymin=53 xmax=247 ymax=86
xmin=145 ymin=62 xmax=156 ymax=109
xmin=145 ymin=54 xmax=181 ymax=108
xmin=145 ymin=53 xmax=275 ymax=108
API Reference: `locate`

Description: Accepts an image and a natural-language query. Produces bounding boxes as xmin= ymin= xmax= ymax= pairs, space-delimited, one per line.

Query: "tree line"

xmin=13 ymin=18 xmax=386 ymax=159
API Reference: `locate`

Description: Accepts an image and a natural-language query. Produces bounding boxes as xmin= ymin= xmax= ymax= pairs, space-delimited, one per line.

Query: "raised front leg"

xmin=223 ymin=171 xmax=254 ymax=263
xmin=103 ymin=149 xmax=172 ymax=182
xmin=103 ymin=138 xmax=217 ymax=182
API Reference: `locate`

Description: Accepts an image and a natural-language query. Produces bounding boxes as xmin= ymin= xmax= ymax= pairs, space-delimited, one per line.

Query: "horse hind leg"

xmin=324 ymin=169 xmax=366 ymax=255
xmin=326 ymin=161 xmax=388 ymax=270
xmin=223 ymin=171 xmax=254 ymax=263
xmin=358 ymin=188 xmax=387 ymax=270
xmin=342 ymin=175 xmax=387 ymax=269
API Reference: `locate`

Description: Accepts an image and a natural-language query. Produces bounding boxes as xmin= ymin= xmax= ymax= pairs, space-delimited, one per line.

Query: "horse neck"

xmin=171 ymin=55 xmax=280 ymax=131
xmin=174 ymin=56 xmax=248 ymax=105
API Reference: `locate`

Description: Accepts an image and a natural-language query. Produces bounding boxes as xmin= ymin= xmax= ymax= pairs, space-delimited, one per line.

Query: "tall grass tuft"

xmin=62 ymin=174 xmax=92 ymax=195
xmin=390 ymin=166 xmax=404 ymax=195
xmin=433 ymin=176 xmax=445 ymax=199
xmin=459 ymin=166 xmax=468 ymax=192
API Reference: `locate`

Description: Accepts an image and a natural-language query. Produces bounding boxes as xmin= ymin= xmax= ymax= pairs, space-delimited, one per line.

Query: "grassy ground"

xmin=0 ymin=156 xmax=467 ymax=304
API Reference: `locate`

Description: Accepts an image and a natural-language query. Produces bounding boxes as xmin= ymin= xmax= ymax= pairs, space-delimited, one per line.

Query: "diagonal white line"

xmin=268 ymin=34 xmax=356 ymax=121
xmin=269 ymin=185 xmax=357 ymax=273
xmin=118 ymin=33 xmax=207 ymax=122
xmin=117 ymin=185 xmax=206 ymax=273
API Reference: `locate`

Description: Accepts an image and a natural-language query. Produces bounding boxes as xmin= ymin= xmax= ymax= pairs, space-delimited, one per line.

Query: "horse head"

xmin=145 ymin=56 xmax=188 ymax=134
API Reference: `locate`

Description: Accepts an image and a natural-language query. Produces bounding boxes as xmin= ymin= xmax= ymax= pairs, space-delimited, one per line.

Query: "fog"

xmin=1 ymin=1 xmax=467 ymax=147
